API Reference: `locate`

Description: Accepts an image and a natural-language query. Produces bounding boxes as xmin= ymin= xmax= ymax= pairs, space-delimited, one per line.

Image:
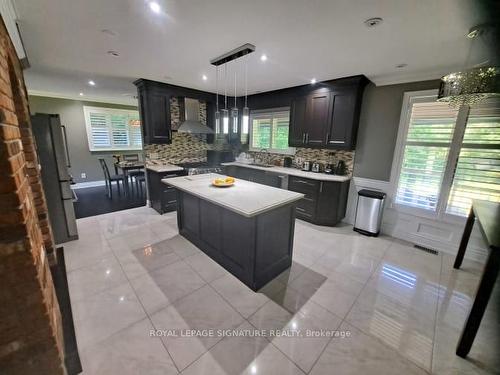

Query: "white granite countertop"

xmin=146 ymin=163 xmax=184 ymax=173
xmin=222 ymin=162 xmax=351 ymax=182
xmin=162 ymin=173 xmax=304 ymax=217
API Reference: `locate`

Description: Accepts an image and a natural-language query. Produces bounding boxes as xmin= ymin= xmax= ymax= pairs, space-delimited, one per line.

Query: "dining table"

xmin=453 ymin=199 xmax=500 ymax=358
xmin=115 ymin=161 xmax=145 ymax=196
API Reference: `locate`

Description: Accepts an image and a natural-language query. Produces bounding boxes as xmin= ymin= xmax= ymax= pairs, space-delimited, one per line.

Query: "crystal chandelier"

xmin=437 ymin=24 xmax=500 ymax=107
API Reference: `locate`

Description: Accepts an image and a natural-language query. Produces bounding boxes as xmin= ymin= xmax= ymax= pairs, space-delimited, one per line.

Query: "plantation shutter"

xmin=85 ymin=106 xmax=142 ymax=151
xmin=250 ymin=109 xmax=292 ymax=153
xmin=395 ymin=101 xmax=459 ymax=211
xmin=88 ymin=111 xmax=111 ymax=148
xmin=446 ymin=99 xmax=500 ymax=216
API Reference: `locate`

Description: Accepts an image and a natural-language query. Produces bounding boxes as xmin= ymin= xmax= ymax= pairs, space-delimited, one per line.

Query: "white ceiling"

xmin=14 ymin=0 xmax=486 ymax=104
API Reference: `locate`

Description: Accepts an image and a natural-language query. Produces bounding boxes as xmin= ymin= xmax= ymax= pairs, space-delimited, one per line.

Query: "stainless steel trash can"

xmin=353 ymin=189 xmax=386 ymax=237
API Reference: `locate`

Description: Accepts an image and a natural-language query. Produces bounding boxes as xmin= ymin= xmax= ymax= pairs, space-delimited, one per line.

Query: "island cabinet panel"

xmin=176 ymin=190 xmax=295 ymax=291
xmin=255 ymin=205 xmax=295 ymax=283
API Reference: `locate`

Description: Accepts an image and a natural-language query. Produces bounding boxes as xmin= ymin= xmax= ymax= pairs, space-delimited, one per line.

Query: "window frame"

xmin=389 ymin=90 xmax=476 ymax=222
xmin=83 ymin=106 xmax=142 ymax=152
xmin=248 ymin=107 xmax=295 ymax=155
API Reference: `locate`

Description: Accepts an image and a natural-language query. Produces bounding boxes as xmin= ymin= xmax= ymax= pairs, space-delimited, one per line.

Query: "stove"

xmin=178 ymin=162 xmax=224 ymax=175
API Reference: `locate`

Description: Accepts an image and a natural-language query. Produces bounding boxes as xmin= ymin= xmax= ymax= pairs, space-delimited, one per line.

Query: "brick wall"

xmin=0 ymin=16 xmax=64 ymax=375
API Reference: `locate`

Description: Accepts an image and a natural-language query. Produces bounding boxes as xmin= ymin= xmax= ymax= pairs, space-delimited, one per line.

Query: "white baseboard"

xmin=72 ymin=180 xmax=106 ymax=189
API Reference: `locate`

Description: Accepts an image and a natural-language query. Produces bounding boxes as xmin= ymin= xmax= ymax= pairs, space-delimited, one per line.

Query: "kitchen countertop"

xmin=146 ymin=163 xmax=184 ymax=173
xmin=162 ymin=173 xmax=304 ymax=217
xmin=222 ymin=162 xmax=351 ymax=182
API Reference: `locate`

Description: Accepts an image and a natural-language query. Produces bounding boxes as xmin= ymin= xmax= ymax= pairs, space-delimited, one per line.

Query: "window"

xmin=393 ymin=93 xmax=500 ymax=217
xmin=249 ymin=108 xmax=294 ymax=154
xmin=84 ymin=106 xmax=142 ymax=151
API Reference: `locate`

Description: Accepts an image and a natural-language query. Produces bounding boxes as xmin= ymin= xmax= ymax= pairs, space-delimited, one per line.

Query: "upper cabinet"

xmin=135 ymin=79 xmax=172 ymax=144
xmin=288 ymin=75 xmax=368 ymax=150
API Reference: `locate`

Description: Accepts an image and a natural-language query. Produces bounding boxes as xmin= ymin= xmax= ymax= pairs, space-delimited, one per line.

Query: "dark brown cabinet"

xmin=135 ymin=80 xmax=172 ymax=144
xmin=147 ymin=169 xmax=186 ymax=214
xmin=224 ymin=165 xmax=285 ymax=188
xmin=289 ymin=96 xmax=308 ymax=146
xmin=306 ymin=92 xmax=331 ymax=146
xmin=288 ymin=76 xmax=368 ymax=150
xmin=288 ymin=175 xmax=350 ymax=226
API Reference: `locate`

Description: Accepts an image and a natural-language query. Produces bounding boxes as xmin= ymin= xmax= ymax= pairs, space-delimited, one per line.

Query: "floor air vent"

xmin=414 ymin=244 xmax=439 ymax=255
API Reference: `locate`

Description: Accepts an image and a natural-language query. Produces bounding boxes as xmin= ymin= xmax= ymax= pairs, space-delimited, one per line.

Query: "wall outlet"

xmin=80 ymin=173 xmax=87 ymax=179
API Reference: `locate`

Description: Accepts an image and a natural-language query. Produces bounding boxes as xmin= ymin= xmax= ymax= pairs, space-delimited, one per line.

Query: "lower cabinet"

xmin=225 ymin=166 xmax=350 ymax=226
xmin=147 ymin=169 xmax=186 ymax=214
xmin=287 ymin=176 xmax=350 ymax=226
xmin=224 ymin=166 xmax=285 ymax=188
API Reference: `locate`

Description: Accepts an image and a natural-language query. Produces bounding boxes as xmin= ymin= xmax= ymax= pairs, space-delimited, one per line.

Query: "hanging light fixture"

xmin=210 ymin=44 xmax=255 ymax=138
xmin=242 ymin=53 xmax=249 ymax=136
xmin=215 ymin=65 xmax=220 ymax=135
xmin=438 ymin=24 xmax=500 ymax=107
xmin=231 ymin=63 xmax=239 ymax=134
xmin=222 ymin=63 xmax=229 ymax=134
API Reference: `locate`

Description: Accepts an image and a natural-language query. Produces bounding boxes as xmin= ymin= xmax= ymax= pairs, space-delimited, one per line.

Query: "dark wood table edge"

xmin=453 ymin=205 xmax=500 ymax=358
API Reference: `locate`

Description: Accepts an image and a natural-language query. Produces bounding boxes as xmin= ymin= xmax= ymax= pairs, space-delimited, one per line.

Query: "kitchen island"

xmin=163 ymin=173 xmax=304 ymax=291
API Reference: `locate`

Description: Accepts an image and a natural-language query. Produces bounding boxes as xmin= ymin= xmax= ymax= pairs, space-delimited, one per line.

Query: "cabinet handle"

xmin=302 ymin=133 xmax=306 ymax=143
xmin=325 ymin=133 xmax=329 ymax=144
xmin=328 ymin=140 xmax=344 ymax=144
xmin=296 ymin=179 xmax=314 ymax=186
xmin=296 ymin=207 xmax=306 ymax=212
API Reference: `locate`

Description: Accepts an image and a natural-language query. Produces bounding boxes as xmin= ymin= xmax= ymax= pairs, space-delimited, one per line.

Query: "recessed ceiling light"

xmin=260 ymin=54 xmax=267 ymax=62
xmin=364 ymin=17 xmax=383 ymax=27
xmin=107 ymin=50 xmax=120 ymax=57
xmin=310 ymin=78 xmax=317 ymax=84
xmin=79 ymin=92 xmax=84 ymax=96
xmin=202 ymin=74 xmax=207 ymax=81
xmin=396 ymin=63 xmax=408 ymax=68
xmin=149 ymin=1 xmax=161 ymax=14
xmin=88 ymin=80 xmax=95 ymax=86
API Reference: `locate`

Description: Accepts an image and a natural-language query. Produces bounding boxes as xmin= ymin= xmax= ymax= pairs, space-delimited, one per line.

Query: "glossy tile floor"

xmin=65 ymin=207 xmax=499 ymax=374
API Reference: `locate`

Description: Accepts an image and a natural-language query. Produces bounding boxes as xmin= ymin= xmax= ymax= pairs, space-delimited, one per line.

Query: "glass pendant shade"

xmin=215 ymin=110 xmax=221 ymax=134
xmin=221 ymin=109 xmax=229 ymax=134
xmin=231 ymin=107 xmax=239 ymax=133
xmin=242 ymin=107 xmax=249 ymax=134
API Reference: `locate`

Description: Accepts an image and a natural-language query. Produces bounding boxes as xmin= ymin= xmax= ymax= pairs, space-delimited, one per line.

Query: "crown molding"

xmin=27 ymin=90 xmax=137 ymax=106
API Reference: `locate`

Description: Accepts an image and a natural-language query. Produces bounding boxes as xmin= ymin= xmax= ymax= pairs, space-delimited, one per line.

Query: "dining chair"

xmin=99 ymin=159 xmax=125 ymax=199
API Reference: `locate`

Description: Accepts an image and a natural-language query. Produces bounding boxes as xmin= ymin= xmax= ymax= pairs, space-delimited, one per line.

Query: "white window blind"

xmin=446 ymin=99 xmax=500 ymax=216
xmin=395 ymin=101 xmax=459 ymax=211
xmin=249 ymin=109 xmax=294 ymax=154
xmin=84 ymin=106 xmax=142 ymax=151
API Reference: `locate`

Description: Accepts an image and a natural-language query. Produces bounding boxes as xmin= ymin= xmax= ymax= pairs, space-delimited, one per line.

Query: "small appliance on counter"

xmin=311 ymin=162 xmax=321 ymax=173
xmin=335 ymin=160 xmax=347 ymax=175
xmin=283 ymin=156 xmax=293 ymax=168
xmin=324 ymin=164 xmax=333 ymax=174
xmin=302 ymin=161 xmax=311 ymax=171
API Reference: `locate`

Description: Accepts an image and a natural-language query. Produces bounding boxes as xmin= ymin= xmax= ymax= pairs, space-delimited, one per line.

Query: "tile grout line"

xmin=430 ymin=252 xmax=445 ymax=373
xmin=305 ymin=245 xmax=388 ymax=374
xmin=105 ymin=235 xmax=182 ymax=374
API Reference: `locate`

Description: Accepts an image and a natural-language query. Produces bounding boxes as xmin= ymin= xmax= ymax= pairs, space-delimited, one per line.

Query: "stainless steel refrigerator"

xmin=31 ymin=113 xmax=78 ymax=244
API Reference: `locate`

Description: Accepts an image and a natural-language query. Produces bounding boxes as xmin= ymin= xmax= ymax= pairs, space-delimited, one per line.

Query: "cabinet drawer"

xmin=295 ymin=198 xmax=316 ymax=216
xmin=288 ymin=176 xmax=319 ymax=196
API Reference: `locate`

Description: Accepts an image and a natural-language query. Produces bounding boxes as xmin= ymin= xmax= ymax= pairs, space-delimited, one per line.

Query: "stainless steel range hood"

xmin=178 ymin=98 xmax=214 ymax=134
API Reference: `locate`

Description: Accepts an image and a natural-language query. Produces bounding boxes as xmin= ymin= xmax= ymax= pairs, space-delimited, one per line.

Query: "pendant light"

xmin=231 ymin=63 xmax=239 ymax=134
xmin=215 ymin=65 xmax=220 ymax=134
xmin=222 ymin=63 xmax=229 ymax=134
xmin=242 ymin=54 xmax=249 ymax=135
